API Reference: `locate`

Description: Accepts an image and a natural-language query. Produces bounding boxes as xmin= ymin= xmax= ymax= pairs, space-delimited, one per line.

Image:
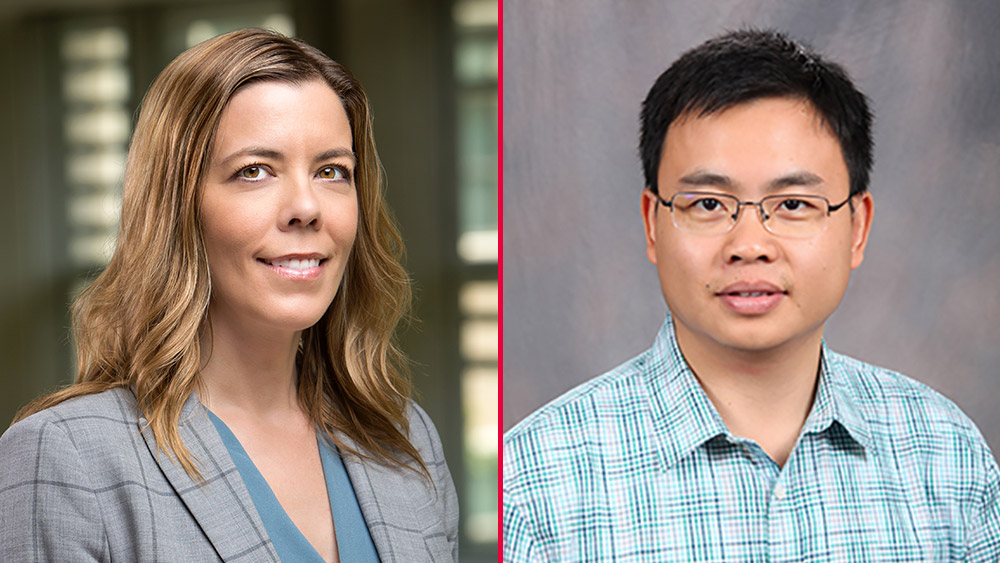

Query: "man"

xmin=503 ymin=29 xmax=999 ymax=561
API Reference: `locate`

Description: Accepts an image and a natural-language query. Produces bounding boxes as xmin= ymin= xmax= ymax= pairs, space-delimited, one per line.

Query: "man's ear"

xmin=641 ymin=189 xmax=660 ymax=265
xmin=850 ymin=191 xmax=874 ymax=270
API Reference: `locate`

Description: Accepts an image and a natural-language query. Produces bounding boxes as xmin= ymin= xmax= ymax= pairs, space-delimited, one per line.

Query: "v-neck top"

xmin=206 ymin=409 xmax=380 ymax=562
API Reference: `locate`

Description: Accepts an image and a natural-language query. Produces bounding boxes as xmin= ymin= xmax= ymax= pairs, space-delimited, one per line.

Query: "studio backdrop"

xmin=502 ymin=0 xmax=1000 ymax=455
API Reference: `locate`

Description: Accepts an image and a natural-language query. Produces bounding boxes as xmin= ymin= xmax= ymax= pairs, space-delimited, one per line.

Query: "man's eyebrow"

xmin=218 ymin=147 xmax=356 ymax=167
xmin=767 ymin=171 xmax=824 ymax=190
xmin=678 ymin=171 xmax=734 ymax=188
xmin=676 ymin=170 xmax=826 ymax=192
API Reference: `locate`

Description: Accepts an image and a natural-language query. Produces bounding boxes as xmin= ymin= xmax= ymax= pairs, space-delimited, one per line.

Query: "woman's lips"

xmin=257 ymin=257 xmax=325 ymax=281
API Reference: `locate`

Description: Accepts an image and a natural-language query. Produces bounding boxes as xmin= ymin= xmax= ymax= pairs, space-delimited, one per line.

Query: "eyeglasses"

xmin=655 ymin=191 xmax=854 ymax=238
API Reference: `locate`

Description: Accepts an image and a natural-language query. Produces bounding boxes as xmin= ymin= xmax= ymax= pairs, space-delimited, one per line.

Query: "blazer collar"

xmin=137 ymin=391 xmax=280 ymax=562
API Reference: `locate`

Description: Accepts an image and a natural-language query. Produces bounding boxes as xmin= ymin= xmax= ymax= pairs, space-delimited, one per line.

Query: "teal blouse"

xmin=207 ymin=409 xmax=380 ymax=562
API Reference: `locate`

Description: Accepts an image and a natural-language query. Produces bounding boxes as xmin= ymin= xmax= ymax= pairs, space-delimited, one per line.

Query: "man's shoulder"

xmin=828 ymin=349 xmax=993 ymax=456
xmin=506 ymin=348 xmax=650 ymax=434
xmin=503 ymin=347 xmax=657 ymax=483
xmin=830 ymin=350 xmax=1000 ymax=538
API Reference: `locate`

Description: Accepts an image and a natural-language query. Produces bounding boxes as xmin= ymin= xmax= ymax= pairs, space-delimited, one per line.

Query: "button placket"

xmin=773 ymin=483 xmax=786 ymax=501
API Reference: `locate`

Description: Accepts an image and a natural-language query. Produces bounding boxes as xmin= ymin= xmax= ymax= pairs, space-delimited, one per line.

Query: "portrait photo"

xmin=503 ymin=1 xmax=1000 ymax=560
xmin=0 ymin=1 xmax=497 ymax=561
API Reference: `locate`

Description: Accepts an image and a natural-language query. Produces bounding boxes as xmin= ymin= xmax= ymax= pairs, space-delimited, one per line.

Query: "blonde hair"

xmin=17 ymin=29 xmax=422 ymax=479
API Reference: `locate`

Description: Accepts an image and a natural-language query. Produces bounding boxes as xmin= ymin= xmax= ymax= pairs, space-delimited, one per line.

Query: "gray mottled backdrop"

xmin=502 ymin=0 xmax=1000 ymax=455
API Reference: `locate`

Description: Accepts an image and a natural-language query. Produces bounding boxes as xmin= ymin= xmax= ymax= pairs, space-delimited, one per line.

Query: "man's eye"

xmin=695 ymin=198 xmax=724 ymax=211
xmin=779 ymin=199 xmax=812 ymax=211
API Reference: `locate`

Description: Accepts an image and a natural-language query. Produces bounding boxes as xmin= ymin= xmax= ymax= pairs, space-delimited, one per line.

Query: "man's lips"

xmin=715 ymin=282 xmax=787 ymax=315
xmin=716 ymin=281 xmax=786 ymax=297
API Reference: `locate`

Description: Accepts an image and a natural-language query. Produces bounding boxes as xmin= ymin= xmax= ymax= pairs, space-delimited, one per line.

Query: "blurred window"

xmin=61 ymin=25 xmax=130 ymax=269
xmin=454 ymin=0 xmax=499 ymax=547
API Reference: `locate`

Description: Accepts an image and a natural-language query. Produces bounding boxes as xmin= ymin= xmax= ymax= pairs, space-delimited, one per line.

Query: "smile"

xmin=257 ymin=254 xmax=327 ymax=281
xmin=260 ymin=257 xmax=323 ymax=270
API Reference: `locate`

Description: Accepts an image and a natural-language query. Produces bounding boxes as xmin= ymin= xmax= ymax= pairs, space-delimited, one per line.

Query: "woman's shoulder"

xmin=401 ymin=399 xmax=460 ymax=558
xmin=1 ymin=387 xmax=140 ymax=453
xmin=402 ymin=400 xmax=445 ymax=457
xmin=400 ymin=399 xmax=454 ymax=494
xmin=0 ymin=390 xmax=136 ymax=562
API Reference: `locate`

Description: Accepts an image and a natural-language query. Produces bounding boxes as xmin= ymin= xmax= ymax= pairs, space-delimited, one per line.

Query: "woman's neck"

xmin=196 ymin=312 xmax=302 ymax=418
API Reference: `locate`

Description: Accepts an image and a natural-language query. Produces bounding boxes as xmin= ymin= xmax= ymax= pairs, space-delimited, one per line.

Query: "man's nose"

xmin=722 ymin=203 xmax=778 ymax=263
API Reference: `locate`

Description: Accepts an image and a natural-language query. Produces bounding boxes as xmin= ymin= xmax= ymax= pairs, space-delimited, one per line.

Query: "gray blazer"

xmin=0 ymin=388 xmax=458 ymax=562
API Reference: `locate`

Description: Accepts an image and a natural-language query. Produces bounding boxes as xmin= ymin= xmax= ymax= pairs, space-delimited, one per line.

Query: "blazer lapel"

xmin=340 ymin=435 xmax=432 ymax=563
xmin=138 ymin=393 xmax=280 ymax=562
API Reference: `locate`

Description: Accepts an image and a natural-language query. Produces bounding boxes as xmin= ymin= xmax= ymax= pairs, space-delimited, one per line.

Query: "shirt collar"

xmin=802 ymin=343 xmax=875 ymax=451
xmin=642 ymin=315 xmax=874 ymax=471
xmin=643 ymin=315 xmax=730 ymax=470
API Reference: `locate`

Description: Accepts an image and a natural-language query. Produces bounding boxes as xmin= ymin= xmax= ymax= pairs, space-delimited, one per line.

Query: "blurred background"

xmin=0 ymin=0 xmax=496 ymax=559
xmin=503 ymin=0 xmax=1000 ymax=457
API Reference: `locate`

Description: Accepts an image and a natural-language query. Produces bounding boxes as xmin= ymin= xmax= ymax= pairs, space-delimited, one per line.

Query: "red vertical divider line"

xmin=496 ymin=0 xmax=504 ymax=560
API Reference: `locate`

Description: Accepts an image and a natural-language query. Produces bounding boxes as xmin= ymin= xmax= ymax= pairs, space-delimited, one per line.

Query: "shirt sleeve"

xmin=966 ymin=448 xmax=1000 ymax=562
xmin=503 ymin=492 xmax=543 ymax=563
xmin=0 ymin=414 xmax=108 ymax=561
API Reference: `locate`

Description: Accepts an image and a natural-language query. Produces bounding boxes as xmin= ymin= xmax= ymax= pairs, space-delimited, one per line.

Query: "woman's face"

xmin=200 ymin=79 xmax=358 ymax=336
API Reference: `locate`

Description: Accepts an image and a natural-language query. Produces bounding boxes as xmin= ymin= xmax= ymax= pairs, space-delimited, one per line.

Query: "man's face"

xmin=641 ymin=96 xmax=873 ymax=358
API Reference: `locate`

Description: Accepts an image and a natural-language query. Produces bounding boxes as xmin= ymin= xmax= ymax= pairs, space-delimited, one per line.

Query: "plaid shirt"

xmin=503 ymin=316 xmax=1000 ymax=562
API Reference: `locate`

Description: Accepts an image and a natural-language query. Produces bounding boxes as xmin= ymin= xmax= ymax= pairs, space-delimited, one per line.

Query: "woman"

xmin=0 ymin=29 xmax=457 ymax=562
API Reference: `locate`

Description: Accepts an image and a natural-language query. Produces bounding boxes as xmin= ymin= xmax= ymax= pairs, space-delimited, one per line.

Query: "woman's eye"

xmin=319 ymin=166 xmax=346 ymax=180
xmin=239 ymin=165 xmax=265 ymax=180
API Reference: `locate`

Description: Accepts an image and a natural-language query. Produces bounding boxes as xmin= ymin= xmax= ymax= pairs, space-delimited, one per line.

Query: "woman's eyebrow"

xmin=313 ymin=148 xmax=356 ymax=165
xmin=217 ymin=147 xmax=357 ymax=167
xmin=218 ymin=147 xmax=282 ymax=167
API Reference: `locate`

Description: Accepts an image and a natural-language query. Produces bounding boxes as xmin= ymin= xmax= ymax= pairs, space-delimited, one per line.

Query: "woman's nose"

xmin=280 ymin=175 xmax=322 ymax=229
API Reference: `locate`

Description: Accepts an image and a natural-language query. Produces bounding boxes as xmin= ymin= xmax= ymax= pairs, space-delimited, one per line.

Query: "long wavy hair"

xmin=16 ymin=29 xmax=421 ymax=479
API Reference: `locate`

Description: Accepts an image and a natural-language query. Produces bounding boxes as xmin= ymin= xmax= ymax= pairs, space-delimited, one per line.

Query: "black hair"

xmin=639 ymin=28 xmax=873 ymax=196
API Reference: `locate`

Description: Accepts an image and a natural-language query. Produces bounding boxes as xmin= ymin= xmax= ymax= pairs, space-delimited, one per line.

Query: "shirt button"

xmin=774 ymin=484 xmax=786 ymax=500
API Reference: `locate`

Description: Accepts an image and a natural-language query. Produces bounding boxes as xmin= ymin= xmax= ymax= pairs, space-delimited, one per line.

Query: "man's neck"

xmin=674 ymin=324 xmax=823 ymax=468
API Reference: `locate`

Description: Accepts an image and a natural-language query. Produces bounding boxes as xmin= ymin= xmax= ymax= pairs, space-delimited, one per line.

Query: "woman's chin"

xmin=275 ymin=312 xmax=329 ymax=333
xmin=218 ymin=305 xmax=331 ymax=337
